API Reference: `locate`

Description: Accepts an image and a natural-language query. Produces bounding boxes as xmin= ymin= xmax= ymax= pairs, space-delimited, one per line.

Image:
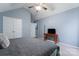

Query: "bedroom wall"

xmin=0 ymin=8 xmax=31 ymax=38
xmin=0 ymin=13 xmax=3 ymax=33
xmin=37 ymin=7 xmax=78 ymax=47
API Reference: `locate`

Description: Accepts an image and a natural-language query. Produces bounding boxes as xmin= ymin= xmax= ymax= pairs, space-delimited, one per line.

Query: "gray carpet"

xmin=0 ymin=38 xmax=59 ymax=56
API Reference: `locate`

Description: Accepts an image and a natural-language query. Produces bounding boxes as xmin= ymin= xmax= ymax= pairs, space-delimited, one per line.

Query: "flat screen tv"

xmin=48 ymin=28 xmax=56 ymax=34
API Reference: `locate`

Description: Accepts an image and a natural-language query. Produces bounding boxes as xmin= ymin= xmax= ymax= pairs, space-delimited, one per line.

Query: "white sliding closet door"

xmin=13 ymin=19 xmax=22 ymax=38
xmin=3 ymin=16 xmax=22 ymax=39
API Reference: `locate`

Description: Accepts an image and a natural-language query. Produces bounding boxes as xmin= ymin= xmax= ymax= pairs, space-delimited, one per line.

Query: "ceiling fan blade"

xmin=28 ymin=6 xmax=34 ymax=8
xmin=42 ymin=7 xmax=47 ymax=10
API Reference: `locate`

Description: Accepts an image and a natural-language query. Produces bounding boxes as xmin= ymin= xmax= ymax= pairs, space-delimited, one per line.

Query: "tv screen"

xmin=48 ymin=29 xmax=56 ymax=34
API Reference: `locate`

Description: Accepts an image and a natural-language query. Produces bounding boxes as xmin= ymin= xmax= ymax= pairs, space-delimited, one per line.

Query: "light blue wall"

xmin=37 ymin=7 xmax=79 ymax=47
xmin=0 ymin=13 xmax=3 ymax=32
xmin=0 ymin=8 xmax=31 ymax=38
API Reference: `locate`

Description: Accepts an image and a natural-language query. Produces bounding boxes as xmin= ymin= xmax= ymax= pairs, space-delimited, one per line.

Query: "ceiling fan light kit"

xmin=35 ymin=6 xmax=42 ymax=11
xmin=28 ymin=3 xmax=48 ymax=12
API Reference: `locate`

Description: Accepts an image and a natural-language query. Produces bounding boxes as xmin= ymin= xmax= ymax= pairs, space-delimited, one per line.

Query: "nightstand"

xmin=44 ymin=33 xmax=58 ymax=44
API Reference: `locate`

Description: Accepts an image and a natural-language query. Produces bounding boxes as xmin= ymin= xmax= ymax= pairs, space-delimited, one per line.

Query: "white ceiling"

xmin=0 ymin=3 xmax=79 ymax=20
xmin=0 ymin=3 xmax=24 ymax=12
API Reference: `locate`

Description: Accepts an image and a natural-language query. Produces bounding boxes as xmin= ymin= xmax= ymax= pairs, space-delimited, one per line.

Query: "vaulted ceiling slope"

xmin=0 ymin=3 xmax=79 ymax=20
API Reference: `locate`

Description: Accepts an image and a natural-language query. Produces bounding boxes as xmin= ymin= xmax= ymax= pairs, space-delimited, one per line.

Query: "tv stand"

xmin=44 ymin=33 xmax=58 ymax=44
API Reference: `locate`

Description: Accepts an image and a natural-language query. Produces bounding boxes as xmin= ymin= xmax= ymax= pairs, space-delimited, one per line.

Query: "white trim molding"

xmin=59 ymin=42 xmax=79 ymax=49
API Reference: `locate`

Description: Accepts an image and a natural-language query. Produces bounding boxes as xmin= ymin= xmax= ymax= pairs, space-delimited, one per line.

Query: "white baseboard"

xmin=59 ymin=42 xmax=79 ymax=49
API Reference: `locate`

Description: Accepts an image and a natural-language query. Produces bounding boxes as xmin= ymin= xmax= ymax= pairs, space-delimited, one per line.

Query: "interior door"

xmin=14 ymin=19 xmax=22 ymax=38
xmin=3 ymin=16 xmax=22 ymax=39
xmin=31 ymin=23 xmax=37 ymax=38
xmin=3 ymin=16 xmax=15 ymax=39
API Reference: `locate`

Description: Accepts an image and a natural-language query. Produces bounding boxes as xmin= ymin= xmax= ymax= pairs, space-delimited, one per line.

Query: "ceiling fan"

xmin=28 ymin=3 xmax=48 ymax=12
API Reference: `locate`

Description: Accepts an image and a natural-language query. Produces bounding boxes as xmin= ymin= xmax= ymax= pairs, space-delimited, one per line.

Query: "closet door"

xmin=3 ymin=16 xmax=22 ymax=39
xmin=13 ymin=19 xmax=22 ymax=38
xmin=3 ymin=16 xmax=15 ymax=39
